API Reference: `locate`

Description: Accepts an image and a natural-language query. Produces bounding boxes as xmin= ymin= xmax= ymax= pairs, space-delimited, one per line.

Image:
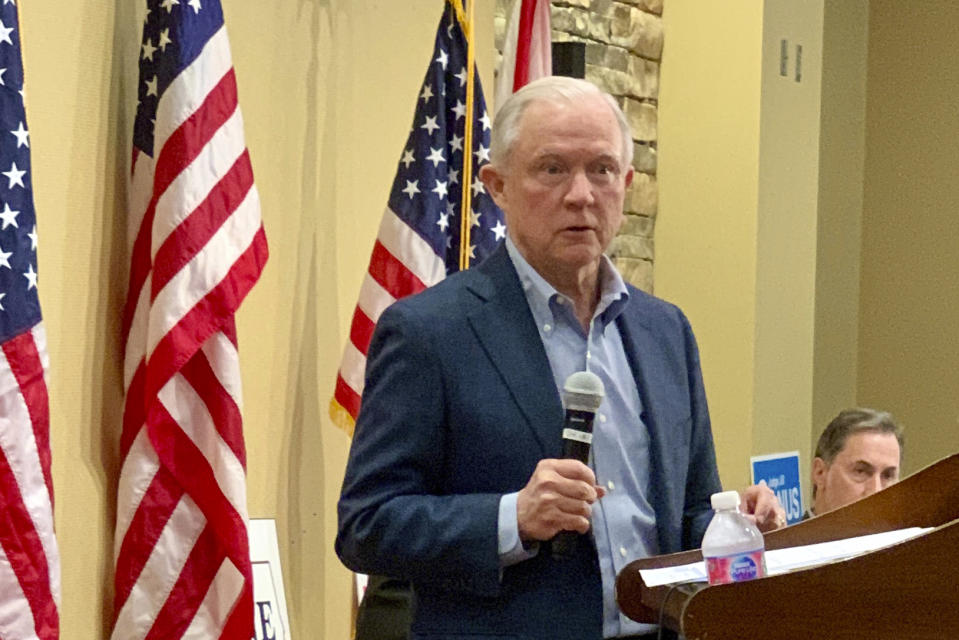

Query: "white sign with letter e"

xmin=249 ymin=518 xmax=291 ymax=639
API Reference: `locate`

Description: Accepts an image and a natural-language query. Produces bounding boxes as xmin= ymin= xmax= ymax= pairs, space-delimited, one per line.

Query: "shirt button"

xmin=607 ymin=480 xmax=615 ymax=491
xmin=599 ymin=413 xmax=607 ymax=423
xmin=619 ymin=546 xmax=628 ymax=558
xmin=543 ymin=324 xmax=552 ymax=332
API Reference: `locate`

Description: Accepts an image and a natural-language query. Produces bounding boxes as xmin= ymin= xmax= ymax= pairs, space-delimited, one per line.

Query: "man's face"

xmin=480 ymin=96 xmax=633 ymax=281
xmin=811 ymin=431 xmax=901 ymax=515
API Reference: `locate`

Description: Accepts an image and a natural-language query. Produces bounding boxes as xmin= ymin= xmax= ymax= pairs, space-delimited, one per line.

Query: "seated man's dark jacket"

xmin=336 ymin=244 xmax=721 ymax=640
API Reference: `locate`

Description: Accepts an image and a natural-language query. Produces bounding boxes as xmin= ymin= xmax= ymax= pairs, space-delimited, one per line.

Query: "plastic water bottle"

xmin=701 ymin=490 xmax=767 ymax=585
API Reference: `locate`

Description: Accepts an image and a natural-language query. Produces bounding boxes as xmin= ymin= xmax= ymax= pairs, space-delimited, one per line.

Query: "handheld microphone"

xmin=552 ymin=370 xmax=605 ymax=558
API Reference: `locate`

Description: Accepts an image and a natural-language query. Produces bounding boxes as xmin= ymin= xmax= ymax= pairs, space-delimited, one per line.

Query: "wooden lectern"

xmin=616 ymin=453 xmax=959 ymax=639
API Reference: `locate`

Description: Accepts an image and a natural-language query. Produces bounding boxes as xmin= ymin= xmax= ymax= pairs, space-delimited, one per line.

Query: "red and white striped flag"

xmin=494 ymin=0 xmax=552 ymax=110
xmin=111 ymin=1 xmax=268 ymax=638
xmin=0 ymin=4 xmax=61 ymax=638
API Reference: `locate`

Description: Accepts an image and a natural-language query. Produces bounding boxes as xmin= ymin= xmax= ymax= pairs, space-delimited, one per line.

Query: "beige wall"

xmin=25 ymin=1 xmax=493 ymax=638
xmin=659 ymin=0 xmax=869 ymax=502
xmin=657 ymin=1 xmax=764 ymax=489
xmin=813 ymin=0 xmax=868 ymax=455
xmin=859 ymin=0 xmax=959 ymax=474
xmin=752 ymin=0 xmax=824 ymax=469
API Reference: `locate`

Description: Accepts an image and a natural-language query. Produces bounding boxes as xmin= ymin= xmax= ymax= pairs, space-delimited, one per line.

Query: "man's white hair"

xmin=489 ymin=76 xmax=634 ymax=169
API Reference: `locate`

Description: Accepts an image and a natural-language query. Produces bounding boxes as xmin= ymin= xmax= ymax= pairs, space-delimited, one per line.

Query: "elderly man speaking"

xmin=336 ymin=77 xmax=784 ymax=640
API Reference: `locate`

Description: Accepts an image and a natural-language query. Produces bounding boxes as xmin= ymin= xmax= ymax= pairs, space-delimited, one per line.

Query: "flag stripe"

xmin=2 ymin=329 xmax=53 ymax=504
xmin=114 ymin=429 xmax=161 ymax=559
xmin=123 ymin=202 xmax=156 ymax=349
xmin=513 ymin=0 xmax=537 ymax=91
xmin=375 ymin=207 xmax=446 ymax=287
xmin=152 ymin=150 xmax=254 ymax=298
xmin=348 ymin=307 xmax=376 ymax=359
xmin=333 ymin=374 xmax=362 ymax=425
xmin=158 ymin=373 xmax=246 ymax=517
xmin=355 ymin=272 xmax=397 ymax=329
xmin=340 ymin=335 xmax=368 ymax=395
xmin=143 ymin=525 xmax=223 ymax=640
xmin=120 ymin=362 xmax=147 ymax=460
xmin=150 ymin=108 xmax=248 ymax=280
xmin=154 ymin=27 xmax=234 ymax=159
xmin=0 ymin=543 xmax=38 ymax=639
xmin=215 ymin=584 xmax=254 ymax=640
xmin=179 ymin=346 xmax=245 ymax=466
xmin=123 ymin=281 xmax=151 ymax=389
xmin=152 ymin=68 xmax=239 ymax=230
xmin=112 ymin=495 xmax=208 ymax=640
xmin=113 ymin=462 xmax=183 ymax=607
xmin=147 ymin=400 xmax=249 ymax=561
xmin=528 ymin=0 xmax=552 ymax=82
xmin=0 ymin=439 xmax=57 ymax=638
xmin=201 ymin=330 xmax=243 ymax=411
xmin=128 ymin=150 xmax=155 ymax=240
xmin=146 ymin=187 xmax=262 ymax=362
xmin=145 ymin=227 xmax=267 ymax=404
xmin=180 ymin=558 xmax=245 ymax=639
xmin=368 ymin=240 xmax=427 ymax=300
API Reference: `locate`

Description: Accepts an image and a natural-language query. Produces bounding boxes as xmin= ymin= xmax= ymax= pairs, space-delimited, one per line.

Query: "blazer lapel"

xmin=465 ymin=246 xmax=563 ymax=458
xmin=616 ymin=298 xmax=679 ymax=547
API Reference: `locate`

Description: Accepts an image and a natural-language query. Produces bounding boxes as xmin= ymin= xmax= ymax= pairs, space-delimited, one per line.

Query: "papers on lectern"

xmin=639 ymin=527 xmax=932 ymax=588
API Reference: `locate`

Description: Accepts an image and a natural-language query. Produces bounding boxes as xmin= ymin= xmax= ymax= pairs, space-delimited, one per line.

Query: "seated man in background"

xmin=809 ymin=408 xmax=904 ymax=516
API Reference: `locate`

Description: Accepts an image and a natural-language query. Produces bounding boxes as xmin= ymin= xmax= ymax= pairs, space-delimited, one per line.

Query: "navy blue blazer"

xmin=336 ymin=244 xmax=721 ymax=640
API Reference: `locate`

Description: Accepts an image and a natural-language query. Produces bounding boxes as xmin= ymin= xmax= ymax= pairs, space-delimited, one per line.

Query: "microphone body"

xmin=552 ymin=371 xmax=605 ymax=558
xmin=560 ymin=407 xmax=596 ymax=464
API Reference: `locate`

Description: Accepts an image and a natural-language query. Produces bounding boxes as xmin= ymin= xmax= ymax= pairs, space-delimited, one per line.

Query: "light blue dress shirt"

xmin=498 ymin=238 xmax=659 ymax=638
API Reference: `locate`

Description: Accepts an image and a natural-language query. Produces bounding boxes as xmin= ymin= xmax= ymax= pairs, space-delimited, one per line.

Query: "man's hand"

xmin=516 ymin=459 xmax=606 ymax=542
xmin=741 ymin=482 xmax=787 ymax=532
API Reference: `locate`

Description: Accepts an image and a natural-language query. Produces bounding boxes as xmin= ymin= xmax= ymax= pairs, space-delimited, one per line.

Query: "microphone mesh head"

xmin=563 ymin=370 xmax=605 ymax=411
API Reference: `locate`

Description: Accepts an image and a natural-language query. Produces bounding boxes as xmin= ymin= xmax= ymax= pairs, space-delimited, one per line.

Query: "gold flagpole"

xmin=453 ymin=0 xmax=476 ymax=271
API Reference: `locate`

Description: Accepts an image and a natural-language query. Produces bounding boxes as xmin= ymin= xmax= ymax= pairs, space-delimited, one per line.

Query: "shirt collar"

xmin=505 ymin=236 xmax=630 ymax=329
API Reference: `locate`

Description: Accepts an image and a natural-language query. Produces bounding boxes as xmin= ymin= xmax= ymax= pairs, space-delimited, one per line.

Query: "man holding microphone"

xmin=337 ymin=76 xmax=784 ymax=639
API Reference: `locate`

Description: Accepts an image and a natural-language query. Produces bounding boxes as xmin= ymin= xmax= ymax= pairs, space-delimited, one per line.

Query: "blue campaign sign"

xmin=751 ymin=451 xmax=804 ymax=525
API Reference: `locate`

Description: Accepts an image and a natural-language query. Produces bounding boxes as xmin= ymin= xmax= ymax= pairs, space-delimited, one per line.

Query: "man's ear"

xmin=811 ymin=457 xmax=827 ymax=494
xmin=479 ymin=164 xmax=506 ymax=209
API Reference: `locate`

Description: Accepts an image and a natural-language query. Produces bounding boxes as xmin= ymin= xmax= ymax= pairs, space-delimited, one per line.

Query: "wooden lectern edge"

xmin=678 ymin=517 xmax=959 ymax=639
xmin=615 ymin=452 xmax=959 ymax=628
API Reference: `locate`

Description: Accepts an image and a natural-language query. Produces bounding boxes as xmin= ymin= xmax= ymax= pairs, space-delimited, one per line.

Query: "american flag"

xmin=112 ymin=0 xmax=268 ymax=638
xmin=330 ymin=1 xmax=506 ymax=433
xmin=0 ymin=4 xmax=61 ymax=639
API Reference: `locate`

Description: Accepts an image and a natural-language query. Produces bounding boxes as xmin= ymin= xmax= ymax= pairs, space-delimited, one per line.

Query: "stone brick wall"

xmin=493 ymin=0 xmax=663 ymax=292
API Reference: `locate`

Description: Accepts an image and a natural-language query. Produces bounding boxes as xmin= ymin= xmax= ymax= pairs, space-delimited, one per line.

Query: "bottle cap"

xmin=710 ymin=490 xmax=741 ymax=511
